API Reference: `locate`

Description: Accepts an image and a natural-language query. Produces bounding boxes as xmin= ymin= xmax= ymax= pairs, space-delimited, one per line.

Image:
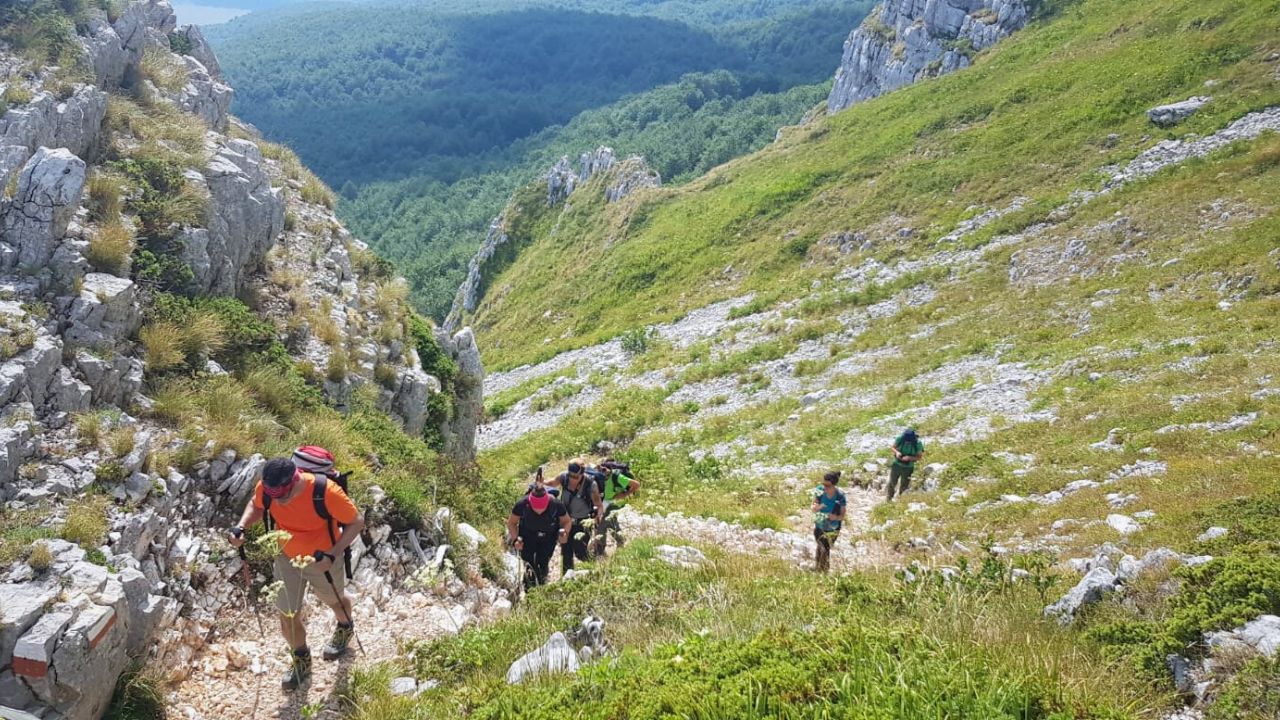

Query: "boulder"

xmin=654 ymin=544 xmax=708 ymax=569
xmin=1106 ymin=513 xmax=1140 ymax=536
xmin=454 ymin=522 xmax=487 ymax=550
xmin=47 ymin=601 xmax=129 ymax=720
xmin=1 ymin=148 xmax=87 ymax=272
xmin=389 ymin=676 xmax=418 ymax=696
xmin=112 ymin=0 xmax=177 ymax=63
xmin=168 ymin=55 xmax=233 ymax=131
xmin=0 ymin=582 xmax=59 ymax=668
xmin=505 ymin=632 xmax=580 ymax=684
xmin=1197 ymin=526 xmax=1228 ymax=542
xmin=64 ymin=273 xmax=142 ymax=349
xmin=1044 ymin=566 xmax=1119 ymax=624
xmin=74 ymin=350 xmax=144 ymax=408
xmin=1206 ymin=615 xmax=1280 ymax=659
xmin=77 ymin=12 xmax=129 ymax=87
xmin=0 ymin=87 xmax=108 ymax=172
xmin=1147 ymin=97 xmax=1211 ymax=128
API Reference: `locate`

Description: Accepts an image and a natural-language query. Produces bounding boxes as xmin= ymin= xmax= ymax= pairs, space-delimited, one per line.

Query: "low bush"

xmin=62 ymin=496 xmax=109 ymax=548
xmin=3 ymin=84 xmax=34 ymax=106
xmin=86 ymin=222 xmax=134 ymax=275
xmin=26 ymin=541 xmax=53 ymax=573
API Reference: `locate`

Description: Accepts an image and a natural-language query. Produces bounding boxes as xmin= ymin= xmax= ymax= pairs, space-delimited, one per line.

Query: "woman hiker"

xmin=229 ymin=457 xmax=365 ymax=690
xmin=811 ymin=470 xmax=847 ymax=573
xmin=506 ymin=477 xmax=571 ymax=590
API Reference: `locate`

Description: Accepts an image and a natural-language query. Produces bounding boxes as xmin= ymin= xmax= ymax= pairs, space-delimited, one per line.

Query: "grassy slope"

xmin=469 ymin=0 xmax=1280 ymax=371
xmin=345 ymin=0 xmax=1280 ymax=716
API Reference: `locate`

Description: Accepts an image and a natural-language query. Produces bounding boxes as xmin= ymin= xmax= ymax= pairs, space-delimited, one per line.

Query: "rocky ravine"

xmin=0 ymin=3 xmax=485 ymax=718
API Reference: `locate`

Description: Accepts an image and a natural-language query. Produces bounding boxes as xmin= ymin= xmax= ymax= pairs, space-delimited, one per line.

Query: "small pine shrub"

xmin=86 ymin=222 xmax=135 ymax=275
xmin=620 ymin=327 xmax=655 ymax=355
xmin=27 ymin=541 xmax=53 ymax=573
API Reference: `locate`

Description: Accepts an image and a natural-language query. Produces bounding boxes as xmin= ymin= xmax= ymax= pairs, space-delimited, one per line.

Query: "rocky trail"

xmin=167 ymin=569 xmax=502 ymax=719
xmin=617 ymin=487 xmax=895 ymax=573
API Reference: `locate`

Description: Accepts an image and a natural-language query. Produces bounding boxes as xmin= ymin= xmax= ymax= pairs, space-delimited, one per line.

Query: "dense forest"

xmin=206 ymin=0 xmax=872 ymax=317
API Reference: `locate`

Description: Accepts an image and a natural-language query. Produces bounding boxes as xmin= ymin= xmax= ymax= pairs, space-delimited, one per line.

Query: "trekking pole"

xmin=315 ymin=551 xmax=365 ymax=656
xmin=238 ymin=547 xmax=265 ymax=635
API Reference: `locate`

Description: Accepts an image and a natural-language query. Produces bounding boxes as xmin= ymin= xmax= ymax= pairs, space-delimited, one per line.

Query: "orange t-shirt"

xmin=253 ymin=473 xmax=359 ymax=560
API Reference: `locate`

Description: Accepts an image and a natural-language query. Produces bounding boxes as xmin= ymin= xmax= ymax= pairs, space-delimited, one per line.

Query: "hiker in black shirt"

xmin=506 ymin=482 xmax=571 ymax=590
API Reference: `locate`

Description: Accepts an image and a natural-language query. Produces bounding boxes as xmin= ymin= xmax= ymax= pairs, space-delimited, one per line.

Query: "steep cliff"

xmin=0 ymin=3 xmax=487 ymax=717
xmin=827 ymin=0 xmax=1029 ymax=113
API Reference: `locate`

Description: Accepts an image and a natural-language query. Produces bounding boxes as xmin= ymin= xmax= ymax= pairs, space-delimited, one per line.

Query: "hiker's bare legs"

xmin=324 ymin=593 xmax=354 ymax=625
xmin=282 ymin=610 xmax=307 ymax=651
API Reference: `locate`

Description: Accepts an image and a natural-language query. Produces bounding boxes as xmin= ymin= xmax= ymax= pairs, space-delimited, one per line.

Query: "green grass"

xmin=469 ymin=0 xmax=1280 ymax=372
xmin=349 ymin=540 xmax=1154 ymax=719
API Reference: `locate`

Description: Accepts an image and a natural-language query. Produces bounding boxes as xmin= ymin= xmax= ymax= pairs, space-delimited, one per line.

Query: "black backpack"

xmin=561 ymin=474 xmax=598 ymax=520
xmin=263 ymin=471 xmax=355 ymax=579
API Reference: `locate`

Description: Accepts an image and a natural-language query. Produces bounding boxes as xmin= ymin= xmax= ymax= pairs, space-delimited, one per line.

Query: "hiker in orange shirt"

xmin=230 ymin=457 xmax=365 ymax=690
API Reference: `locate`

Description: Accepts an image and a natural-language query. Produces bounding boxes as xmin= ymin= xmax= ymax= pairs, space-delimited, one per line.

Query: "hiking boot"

xmin=322 ymin=624 xmax=354 ymax=660
xmin=282 ymin=650 xmax=311 ymax=691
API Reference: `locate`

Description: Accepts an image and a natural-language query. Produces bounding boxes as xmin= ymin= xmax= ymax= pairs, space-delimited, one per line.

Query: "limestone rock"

xmin=1106 ymin=513 xmax=1141 ymax=536
xmin=827 ymin=0 xmax=1029 ymax=114
xmin=113 ymin=0 xmax=177 ymax=64
xmin=1197 ymin=526 xmax=1228 ymax=542
xmin=1206 ymin=615 xmax=1280 ymax=659
xmin=174 ymin=24 xmax=223 ymax=81
xmin=454 ymin=522 xmax=487 ymax=549
xmin=77 ymin=12 xmax=129 ymax=87
xmin=1 ymin=148 xmax=87 ymax=272
xmin=1044 ymin=566 xmax=1119 ymax=624
xmin=169 ymin=55 xmax=233 ymax=131
xmin=446 ymin=217 xmax=510 ymax=326
xmin=389 ymin=676 xmax=418 ymax=696
xmin=63 ymin=273 xmax=142 ymax=349
xmin=654 ymin=544 xmax=707 ymax=569
xmin=604 ymin=156 xmax=661 ymax=203
xmin=506 ymin=631 xmax=580 ymax=684
xmin=1147 ymin=97 xmax=1210 ymax=128
xmin=0 ymin=86 xmax=107 ymax=178
xmin=546 ymin=156 xmax=578 ymax=204
xmin=436 ymin=327 xmax=483 ymax=461
xmin=191 ymin=139 xmax=284 ymax=296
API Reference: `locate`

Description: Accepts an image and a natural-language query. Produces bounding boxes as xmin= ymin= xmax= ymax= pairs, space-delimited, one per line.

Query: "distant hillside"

xmin=204 ymin=0 xmax=873 ymax=319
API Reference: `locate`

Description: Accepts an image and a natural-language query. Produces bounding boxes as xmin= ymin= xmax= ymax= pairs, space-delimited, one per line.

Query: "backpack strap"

xmin=262 ymin=491 xmax=274 ymax=531
xmin=311 ymin=475 xmax=339 ymax=547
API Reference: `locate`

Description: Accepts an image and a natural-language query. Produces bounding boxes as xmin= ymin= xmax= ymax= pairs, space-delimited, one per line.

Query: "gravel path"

xmin=617 ymin=486 xmax=895 ymax=573
xmin=167 ymin=578 xmax=493 ymax=719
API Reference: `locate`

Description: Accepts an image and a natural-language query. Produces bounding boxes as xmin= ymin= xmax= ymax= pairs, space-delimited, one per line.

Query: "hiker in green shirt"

xmin=886 ymin=428 xmax=924 ymax=501
xmin=591 ymin=459 xmax=640 ymax=557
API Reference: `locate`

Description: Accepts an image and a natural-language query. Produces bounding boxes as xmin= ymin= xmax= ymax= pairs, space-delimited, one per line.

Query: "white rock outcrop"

xmin=827 ymin=0 xmax=1029 ymax=114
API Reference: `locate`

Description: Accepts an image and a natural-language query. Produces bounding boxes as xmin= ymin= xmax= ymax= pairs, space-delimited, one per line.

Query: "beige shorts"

xmin=272 ymin=555 xmax=346 ymax=614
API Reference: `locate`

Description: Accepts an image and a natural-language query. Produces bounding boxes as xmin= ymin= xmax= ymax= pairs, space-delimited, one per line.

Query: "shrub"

xmin=139 ymin=322 xmax=185 ymax=371
xmin=27 ymin=541 xmax=53 ymax=573
xmin=374 ymin=362 xmax=399 ymax=389
xmin=139 ymin=47 xmax=187 ymax=93
xmin=103 ymin=663 xmax=167 ymax=720
xmin=326 ymin=348 xmax=349 ymax=382
xmin=87 ymin=173 xmax=124 ymax=223
xmin=105 ymin=425 xmax=136 ymax=457
xmin=62 ymin=496 xmax=109 ymax=547
xmin=300 ymin=175 xmax=335 ymax=209
xmin=86 ymin=222 xmax=135 ymax=275
xmin=3 ymin=84 xmax=34 ymax=106
xmin=1167 ymin=550 xmax=1280 ymax=645
xmin=283 ymin=211 xmax=298 ymax=231
xmin=620 ymin=327 xmax=655 ymax=355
